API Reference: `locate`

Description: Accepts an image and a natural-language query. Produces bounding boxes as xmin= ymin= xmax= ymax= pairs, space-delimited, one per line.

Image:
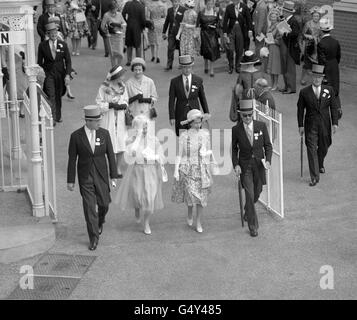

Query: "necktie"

xmin=185 ymin=76 xmax=189 ymax=95
xmin=51 ymin=41 xmax=56 ymax=59
xmin=90 ymin=130 xmax=96 ymax=153
xmin=246 ymin=125 xmax=253 ymax=146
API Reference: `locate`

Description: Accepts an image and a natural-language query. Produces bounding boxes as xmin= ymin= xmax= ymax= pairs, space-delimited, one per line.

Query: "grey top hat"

xmin=83 ymin=105 xmax=102 ymax=120
xmin=179 ymin=55 xmax=194 ymax=66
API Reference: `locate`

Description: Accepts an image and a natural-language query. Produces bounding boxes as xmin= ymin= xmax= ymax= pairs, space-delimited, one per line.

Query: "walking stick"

xmin=237 ymin=176 xmax=244 ymax=227
xmin=300 ymin=136 xmax=303 ymax=178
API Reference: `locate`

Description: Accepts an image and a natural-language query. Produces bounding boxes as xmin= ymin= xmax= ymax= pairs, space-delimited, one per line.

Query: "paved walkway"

xmin=1 ymin=38 xmax=356 ymax=300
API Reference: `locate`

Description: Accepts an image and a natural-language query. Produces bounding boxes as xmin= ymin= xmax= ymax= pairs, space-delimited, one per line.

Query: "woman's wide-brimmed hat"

xmin=185 ymin=0 xmax=195 ymax=9
xmin=45 ymin=22 xmax=59 ymax=32
xmin=106 ymin=64 xmax=126 ymax=81
xmin=179 ymin=55 xmax=194 ymax=66
xmin=268 ymin=8 xmax=280 ymax=19
xmin=282 ymin=1 xmax=295 ymax=13
xmin=310 ymin=6 xmax=322 ymax=15
xmin=131 ymin=57 xmax=146 ymax=70
xmin=180 ymin=109 xmax=211 ymax=126
xmin=310 ymin=64 xmax=325 ymax=76
xmin=238 ymin=99 xmax=254 ymax=113
xmin=83 ymin=105 xmax=102 ymax=120
xmin=240 ymin=50 xmax=260 ymax=65
xmin=319 ymin=17 xmax=333 ymax=31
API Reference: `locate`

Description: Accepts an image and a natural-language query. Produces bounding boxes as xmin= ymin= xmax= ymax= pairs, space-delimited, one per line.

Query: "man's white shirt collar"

xmin=84 ymin=125 xmax=95 ymax=143
xmin=182 ymin=73 xmax=192 ymax=88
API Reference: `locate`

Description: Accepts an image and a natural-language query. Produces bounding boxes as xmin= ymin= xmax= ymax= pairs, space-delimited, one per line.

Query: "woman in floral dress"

xmin=176 ymin=0 xmax=199 ymax=57
xmin=172 ymin=109 xmax=214 ymax=233
xmin=66 ymin=0 xmax=90 ymax=56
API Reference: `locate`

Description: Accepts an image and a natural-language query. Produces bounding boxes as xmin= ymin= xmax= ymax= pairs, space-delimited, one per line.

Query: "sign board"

xmin=0 ymin=31 xmax=26 ymax=46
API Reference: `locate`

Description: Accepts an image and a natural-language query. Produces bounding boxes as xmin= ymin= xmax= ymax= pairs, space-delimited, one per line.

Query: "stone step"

xmin=0 ymin=222 xmax=55 ymax=264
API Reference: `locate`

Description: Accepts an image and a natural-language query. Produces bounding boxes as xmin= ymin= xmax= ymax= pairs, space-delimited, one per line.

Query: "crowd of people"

xmin=0 ymin=0 xmax=343 ymax=251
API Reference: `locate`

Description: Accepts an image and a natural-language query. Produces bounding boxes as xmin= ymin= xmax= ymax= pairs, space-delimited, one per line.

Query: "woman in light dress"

xmin=147 ymin=0 xmax=167 ymax=63
xmin=101 ymin=0 xmax=127 ymax=67
xmin=96 ymin=64 xmax=129 ymax=177
xmin=176 ymin=0 xmax=200 ymax=57
xmin=115 ymin=114 xmax=166 ymax=235
xmin=172 ymin=109 xmax=214 ymax=233
xmin=125 ymin=57 xmax=158 ymax=131
xmin=264 ymin=8 xmax=282 ymax=90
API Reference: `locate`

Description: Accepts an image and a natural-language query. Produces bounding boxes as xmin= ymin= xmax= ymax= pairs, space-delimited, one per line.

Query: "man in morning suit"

xmin=231 ymin=99 xmax=272 ymax=237
xmin=162 ymin=0 xmax=187 ymax=71
xmin=317 ymin=18 xmax=342 ymax=117
xmin=37 ymin=22 xmax=71 ymax=123
xmin=169 ymin=55 xmax=209 ymax=136
xmin=297 ymin=64 xmax=339 ymax=187
xmin=278 ymin=1 xmax=300 ymax=94
xmin=223 ymin=0 xmax=253 ymax=74
xmin=67 ymin=105 xmax=118 ymax=251
xmin=37 ymin=0 xmax=65 ymax=42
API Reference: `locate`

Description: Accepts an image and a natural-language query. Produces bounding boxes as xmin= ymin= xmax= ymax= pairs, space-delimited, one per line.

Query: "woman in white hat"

xmin=125 ymin=57 xmax=158 ymax=124
xmin=96 ymin=64 xmax=129 ymax=178
xmin=114 ymin=114 xmax=166 ymax=235
xmin=172 ymin=109 xmax=214 ymax=233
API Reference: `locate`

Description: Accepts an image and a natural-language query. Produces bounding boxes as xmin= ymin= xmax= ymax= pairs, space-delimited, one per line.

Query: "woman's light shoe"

xmin=196 ymin=225 xmax=203 ymax=233
xmin=144 ymin=227 xmax=151 ymax=235
xmin=187 ymin=217 xmax=193 ymax=227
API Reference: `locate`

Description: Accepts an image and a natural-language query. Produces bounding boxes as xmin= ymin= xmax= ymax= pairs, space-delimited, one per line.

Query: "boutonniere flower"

xmin=177 ymin=12 xmax=182 ymax=15
xmin=56 ymin=49 xmax=60 ymax=52
xmin=322 ymin=93 xmax=327 ymax=98
xmin=239 ymin=8 xmax=243 ymax=13
xmin=58 ymin=43 xmax=63 ymax=48
xmin=192 ymin=85 xmax=198 ymax=89
xmin=323 ymin=89 xmax=329 ymax=94
xmin=95 ymin=137 xmax=104 ymax=146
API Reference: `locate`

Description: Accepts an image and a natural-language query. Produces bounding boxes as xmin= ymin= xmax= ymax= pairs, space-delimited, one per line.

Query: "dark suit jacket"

xmin=282 ymin=15 xmax=301 ymax=65
xmin=169 ymin=74 xmax=209 ymax=136
xmin=317 ymin=35 xmax=341 ymax=96
xmin=297 ymin=84 xmax=338 ymax=145
xmin=231 ymin=120 xmax=272 ymax=185
xmin=162 ymin=5 xmax=186 ymax=36
xmin=85 ymin=0 xmax=100 ymax=19
xmin=122 ymin=0 xmax=146 ymax=48
xmin=37 ymin=39 xmax=71 ymax=96
xmin=67 ymin=127 xmax=118 ymax=186
xmin=37 ymin=13 xmax=64 ymax=42
xmin=223 ymin=2 xmax=252 ymax=49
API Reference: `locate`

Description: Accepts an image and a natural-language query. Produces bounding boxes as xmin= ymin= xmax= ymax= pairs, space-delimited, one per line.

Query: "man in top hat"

xmin=162 ymin=0 xmax=187 ymax=71
xmin=67 ymin=105 xmax=118 ymax=250
xmin=37 ymin=22 xmax=72 ymax=123
xmin=278 ymin=0 xmax=300 ymax=94
xmin=223 ymin=0 xmax=253 ymax=74
xmin=168 ymin=55 xmax=210 ymax=136
xmin=297 ymin=64 xmax=339 ymax=187
xmin=231 ymin=98 xmax=272 ymax=237
xmin=37 ymin=0 xmax=65 ymax=42
xmin=317 ymin=18 xmax=342 ymax=117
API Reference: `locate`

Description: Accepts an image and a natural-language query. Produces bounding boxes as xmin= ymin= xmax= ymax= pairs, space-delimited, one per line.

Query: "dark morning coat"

xmin=162 ymin=5 xmax=187 ymax=37
xmin=317 ymin=35 xmax=341 ymax=96
xmin=231 ymin=120 xmax=272 ymax=185
xmin=282 ymin=15 xmax=301 ymax=65
xmin=223 ymin=2 xmax=252 ymax=50
xmin=169 ymin=74 xmax=209 ymax=136
xmin=67 ymin=127 xmax=118 ymax=187
xmin=297 ymin=84 xmax=339 ymax=148
xmin=122 ymin=0 xmax=146 ymax=48
xmin=37 ymin=12 xmax=65 ymax=42
xmin=37 ymin=39 xmax=71 ymax=97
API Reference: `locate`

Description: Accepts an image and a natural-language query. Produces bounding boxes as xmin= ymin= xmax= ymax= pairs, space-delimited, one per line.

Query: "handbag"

xmin=75 ymin=11 xmax=86 ymax=23
xmin=125 ymin=109 xmax=134 ymax=126
xmin=149 ymin=106 xmax=157 ymax=119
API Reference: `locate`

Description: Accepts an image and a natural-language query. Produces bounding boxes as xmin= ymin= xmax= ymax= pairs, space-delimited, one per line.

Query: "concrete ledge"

xmin=0 ymin=222 xmax=55 ymax=264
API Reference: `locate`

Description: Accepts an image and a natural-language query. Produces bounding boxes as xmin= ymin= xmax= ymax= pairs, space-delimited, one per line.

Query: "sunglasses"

xmin=242 ymin=113 xmax=253 ymax=118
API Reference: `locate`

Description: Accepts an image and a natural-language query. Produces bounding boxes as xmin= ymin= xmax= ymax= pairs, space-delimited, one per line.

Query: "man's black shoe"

xmin=98 ymin=223 xmax=103 ymax=235
xmin=250 ymin=230 xmax=258 ymax=237
xmin=88 ymin=238 xmax=98 ymax=251
xmin=319 ymin=167 xmax=325 ymax=174
xmin=309 ymin=179 xmax=318 ymax=187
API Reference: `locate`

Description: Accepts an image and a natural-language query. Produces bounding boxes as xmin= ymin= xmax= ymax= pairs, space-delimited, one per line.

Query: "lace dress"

xmin=180 ymin=8 xmax=200 ymax=57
